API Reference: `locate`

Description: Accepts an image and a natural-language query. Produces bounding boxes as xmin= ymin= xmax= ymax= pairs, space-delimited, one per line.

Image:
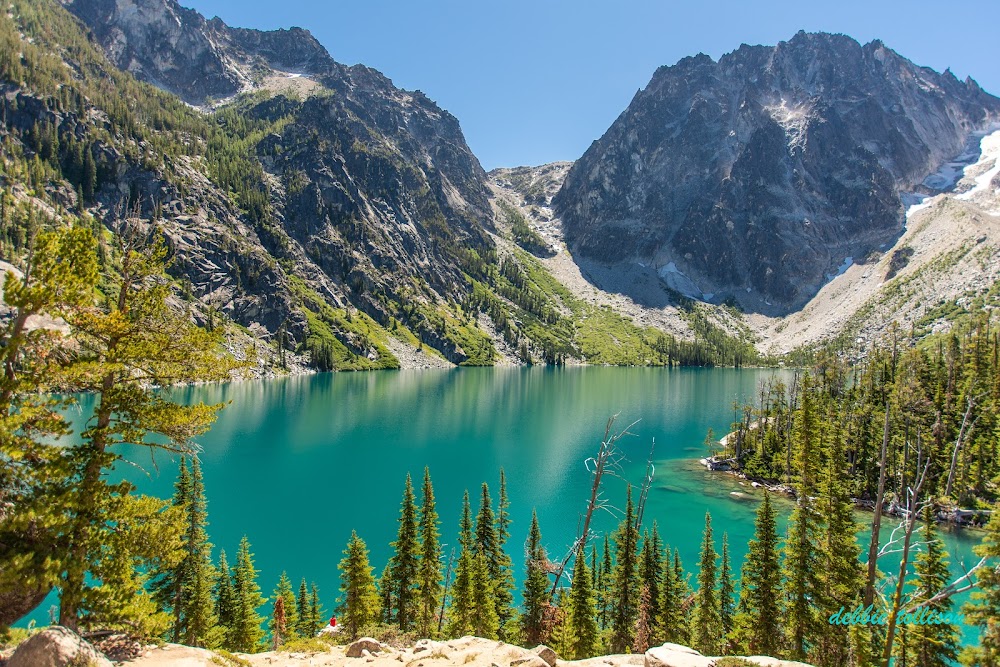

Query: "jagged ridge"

xmin=553 ymin=31 xmax=1000 ymax=315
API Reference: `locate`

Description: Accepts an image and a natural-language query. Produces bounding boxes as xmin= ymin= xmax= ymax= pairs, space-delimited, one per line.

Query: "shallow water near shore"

xmin=27 ymin=367 xmax=983 ymax=646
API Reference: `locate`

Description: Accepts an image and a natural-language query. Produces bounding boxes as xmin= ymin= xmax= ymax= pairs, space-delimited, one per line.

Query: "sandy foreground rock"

xmin=4 ymin=628 xmax=812 ymax=667
xmin=116 ymin=635 xmax=812 ymax=667
xmin=7 ymin=626 xmax=113 ymax=667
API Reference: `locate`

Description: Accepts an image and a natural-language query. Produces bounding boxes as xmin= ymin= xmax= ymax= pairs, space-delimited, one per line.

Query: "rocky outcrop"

xmin=8 ymin=626 xmax=113 ymax=667
xmin=645 ymin=643 xmax=813 ymax=667
xmin=554 ymin=31 xmax=1000 ymax=314
xmin=346 ymin=637 xmax=386 ymax=657
xmin=54 ymin=0 xmax=498 ymax=367
xmin=63 ymin=0 xmax=338 ymax=104
xmin=110 ymin=636 xmax=805 ymax=667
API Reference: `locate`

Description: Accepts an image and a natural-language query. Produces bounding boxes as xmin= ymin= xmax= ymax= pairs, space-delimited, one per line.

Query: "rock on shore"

xmin=5 ymin=628 xmax=814 ymax=667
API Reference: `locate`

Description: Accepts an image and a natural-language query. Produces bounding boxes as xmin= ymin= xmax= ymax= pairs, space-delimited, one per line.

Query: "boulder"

xmin=644 ymin=643 xmax=714 ymax=667
xmin=512 ymin=657 xmax=549 ymax=667
xmin=8 ymin=626 xmax=113 ymax=667
xmin=413 ymin=639 xmax=445 ymax=655
xmin=347 ymin=637 xmax=385 ymax=658
xmin=532 ymin=645 xmax=559 ymax=667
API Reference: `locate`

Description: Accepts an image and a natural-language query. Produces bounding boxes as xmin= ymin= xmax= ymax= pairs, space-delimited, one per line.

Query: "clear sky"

xmin=183 ymin=0 xmax=999 ymax=170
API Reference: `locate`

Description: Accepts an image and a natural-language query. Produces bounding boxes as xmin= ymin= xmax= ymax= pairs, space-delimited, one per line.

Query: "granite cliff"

xmin=553 ymin=32 xmax=1000 ymax=314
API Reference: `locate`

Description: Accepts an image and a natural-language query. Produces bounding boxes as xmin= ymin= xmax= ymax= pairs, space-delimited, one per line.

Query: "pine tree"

xmin=671 ymin=550 xmax=692 ymax=645
xmin=608 ymin=486 xmax=640 ymax=653
xmin=718 ymin=533 xmax=735 ymax=652
xmin=182 ymin=458 xmax=218 ymax=648
xmin=309 ymin=583 xmax=324 ymax=637
xmin=151 ymin=457 xmax=193 ymax=642
xmin=416 ymin=468 xmax=442 ymax=637
xmin=961 ymin=501 xmax=1000 ymax=666
xmin=473 ymin=481 xmax=511 ymax=636
xmin=815 ymin=419 xmax=864 ymax=667
xmin=782 ymin=379 xmax=823 ymax=661
xmin=389 ymin=474 xmax=420 ymax=630
xmin=378 ymin=563 xmax=394 ymax=626
xmin=638 ymin=524 xmax=664 ymax=643
xmin=296 ymin=578 xmax=311 ymax=638
xmin=549 ymin=590 xmax=572 ymax=658
xmin=658 ymin=546 xmax=682 ymax=644
xmin=58 ymin=227 xmax=231 ymax=630
xmin=215 ymin=550 xmax=236 ymax=633
xmin=0 ymin=227 xmax=99 ymax=628
xmin=228 ymin=536 xmax=265 ymax=653
xmin=568 ymin=544 xmax=599 ymax=659
xmin=522 ymin=509 xmax=550 ymax=646
xmin=447 ymin=491 xmax=475 ymax=637
xmin=494 ymin=470 xmax=516 ymax=639
xmin=338 ymin=531 xmax=380 ymax=639
xmin=904 ymin=509 xmax=958 ymax=667
xmin=471 ymin=551 xmax=499 ymax=640
xmin=692 ymin=512 xmax=721 ymax=655
xmin=597 ymin=535 xmax=613 ymax=631
xmin=269 ymin=573 xmax=298 ymax=643
xmin=732 ymin=491 xmax=782 ymax=657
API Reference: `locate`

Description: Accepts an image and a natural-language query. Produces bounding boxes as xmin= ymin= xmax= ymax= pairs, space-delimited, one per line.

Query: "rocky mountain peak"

xmin=553 ymin=32 xmax=1000 ymax=314
xmin=64 ymin=0 xmax=339 ymax=104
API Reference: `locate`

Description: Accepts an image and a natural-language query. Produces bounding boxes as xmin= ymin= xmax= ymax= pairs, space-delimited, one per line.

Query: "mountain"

xmin=4 ymin=2 xmax=998 ymax=369
xmin=34 ymin=0 xmax=516 ymax=367
xmin=553 ymin=31 xmax=1000 ymax=314
xmin=62 ymin=0 xmax=337 ymax=105
xmin=4 ymin=0 xmax=746 ymax=373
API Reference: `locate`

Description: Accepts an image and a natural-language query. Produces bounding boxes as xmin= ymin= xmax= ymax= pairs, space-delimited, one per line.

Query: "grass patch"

xmin=288 ymin=276 xmax=400 ymax=371
xmin=498 ymin=201 xmax=552 ymax=257
xmin=0 ymin=624 xmax=35 ymax=650
xmin=279 ymin=636 xmax=336 ymax=653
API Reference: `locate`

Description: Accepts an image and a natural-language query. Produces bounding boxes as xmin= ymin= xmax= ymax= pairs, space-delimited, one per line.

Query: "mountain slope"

xmin=749 ymin=127 xmax=1000 ymax=357
xmin=63 ymin=0 xmax=338 ymax=104
xmin=553 ymin=31 xmax=1000 ymax=315
xmin=3 ymin=0 xmax=749 ymax=371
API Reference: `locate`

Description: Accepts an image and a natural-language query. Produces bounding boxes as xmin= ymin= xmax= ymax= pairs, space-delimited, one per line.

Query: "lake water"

xmin=28 ymin=367 xmax=984 ymax=646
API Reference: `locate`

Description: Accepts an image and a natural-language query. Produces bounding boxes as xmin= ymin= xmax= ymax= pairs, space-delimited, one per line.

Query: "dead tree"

xmin=881 ymin=433 xmax=932 ymax=667
xmin=635 ymin=438 xmax=656 ymax=531
xmin=945 ymin=394 xmax=979 ymax=497
xmin=548 ymin=414 xmax=638 ymax=597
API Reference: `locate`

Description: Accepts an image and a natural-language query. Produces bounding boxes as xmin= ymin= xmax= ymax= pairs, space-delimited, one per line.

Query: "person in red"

xmin=329 ymin=616 xmax=337 ymax=627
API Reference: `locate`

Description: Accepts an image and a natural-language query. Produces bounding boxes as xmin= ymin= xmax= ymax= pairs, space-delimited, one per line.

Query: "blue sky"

xmin=186 ymin=0 xmax=999 ymax=170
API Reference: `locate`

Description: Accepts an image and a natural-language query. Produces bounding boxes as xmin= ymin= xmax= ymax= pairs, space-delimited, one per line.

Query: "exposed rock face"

xmin=8 ymin=626 xmax=113 ymax=667
xmin=63 ymin=0 xmax=337 ymax=104
xmin=346 ymin=637 xmax=386 ymax=658
xmin=61 ymin=0 xmax=497 ymax=365
xmin=554 ymin=31 xmax=1000 ymax=314
xmin=258 ymin=69 xmax=493 ymax=313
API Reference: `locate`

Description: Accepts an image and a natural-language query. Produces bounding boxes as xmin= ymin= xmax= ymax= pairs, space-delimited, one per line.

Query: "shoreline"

xmin=697 ymin=455 xmax=990 ymax=532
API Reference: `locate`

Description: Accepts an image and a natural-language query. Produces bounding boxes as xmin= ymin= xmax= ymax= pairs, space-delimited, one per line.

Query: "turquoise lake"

xmin=28 ymin=367 xmax=984 ymax=646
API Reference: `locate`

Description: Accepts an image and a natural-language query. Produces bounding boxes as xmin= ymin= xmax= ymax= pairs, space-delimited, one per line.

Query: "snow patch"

xmin=658 ymin=262 xmax=702 ymax=299
xmin=956 ymin=130 xmax=1000 ymax=204
xmin=905 ymin=127 xmax=1000 ymax=219
xmin=765 ymin=99 xmax=812 ymax=148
